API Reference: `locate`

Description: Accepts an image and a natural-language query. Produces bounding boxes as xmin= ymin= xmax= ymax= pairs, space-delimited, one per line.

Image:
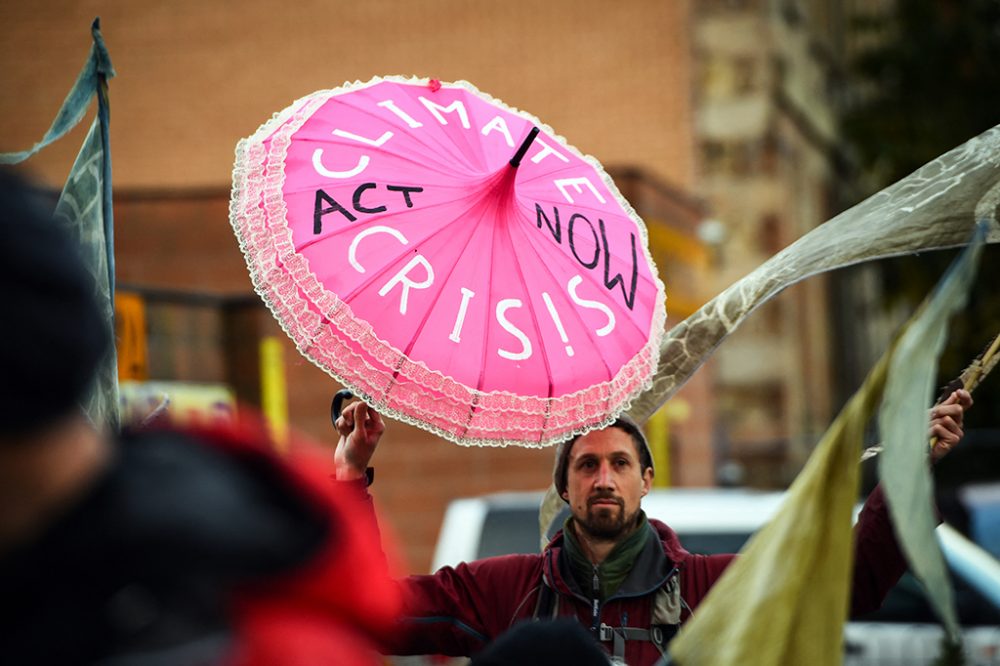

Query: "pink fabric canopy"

xmin=231 ymin=77 xmax=666 ymax=447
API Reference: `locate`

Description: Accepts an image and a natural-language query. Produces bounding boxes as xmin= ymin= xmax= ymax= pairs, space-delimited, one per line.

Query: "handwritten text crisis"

xmin=305 ymin=87 xmax=643 ymax=363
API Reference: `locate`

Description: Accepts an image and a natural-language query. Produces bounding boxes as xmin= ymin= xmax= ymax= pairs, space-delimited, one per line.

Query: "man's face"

xmin=561 ymin=427 xmax=652 ymax=541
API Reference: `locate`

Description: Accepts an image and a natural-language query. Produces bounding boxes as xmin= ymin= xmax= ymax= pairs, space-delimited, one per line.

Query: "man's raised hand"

xmin=334 ymin=401 xmax=385 ymax=481
xmin=930 ymin=389 xmax=973 ymax=462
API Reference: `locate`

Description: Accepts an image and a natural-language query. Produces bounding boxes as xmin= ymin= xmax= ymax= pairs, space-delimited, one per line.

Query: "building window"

xmin=759 ymin=213 xmax=783 ymax=255
xmin=701 ymin=140 xmax=727 ymax=175
xmin=701 ymin=0 xmax=760 ymax=13
xmin=733 ymin=56 xmax=758 ymax=94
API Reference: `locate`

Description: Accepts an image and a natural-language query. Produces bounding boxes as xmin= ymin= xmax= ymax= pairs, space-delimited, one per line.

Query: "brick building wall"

xmin=4 ymin=1 xmax=711 ymax=573
xmin=1 ymin=0 xmax=696 ymax=193
xmin=692 ymin=0 xmax=849 ymax=485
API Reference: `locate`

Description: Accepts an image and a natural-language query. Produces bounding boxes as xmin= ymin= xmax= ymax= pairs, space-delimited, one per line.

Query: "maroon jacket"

xmin=384 ymin=487 xmax=906 ymax=665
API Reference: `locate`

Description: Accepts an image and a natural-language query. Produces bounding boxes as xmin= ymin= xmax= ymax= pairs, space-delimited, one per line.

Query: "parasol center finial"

xmin=509 ymin=126 xmax=540 ymax=168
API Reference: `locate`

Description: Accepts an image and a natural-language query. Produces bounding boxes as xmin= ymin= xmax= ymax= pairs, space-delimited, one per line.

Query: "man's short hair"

xmin=552 ymin=414 xmax=654 ymax=499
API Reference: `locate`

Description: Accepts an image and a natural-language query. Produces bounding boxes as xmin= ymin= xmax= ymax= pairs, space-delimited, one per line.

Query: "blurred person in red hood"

xmin=0 ymin=168 xmax=400 ymax=665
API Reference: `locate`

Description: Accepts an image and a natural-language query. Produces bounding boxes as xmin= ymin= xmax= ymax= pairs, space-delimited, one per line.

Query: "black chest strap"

xmin=599 ymin=622 xmax=678 ymax=660
xmin=532 ymin=578 xmax=680 ymax=660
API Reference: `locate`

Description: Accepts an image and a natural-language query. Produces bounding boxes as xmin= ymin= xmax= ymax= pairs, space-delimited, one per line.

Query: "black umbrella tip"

xmin=510 ymin=127 xmax=540 ymax=168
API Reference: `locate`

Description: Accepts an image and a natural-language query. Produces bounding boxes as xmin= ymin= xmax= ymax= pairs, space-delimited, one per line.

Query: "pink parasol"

xmin=230 ymin=77 xmax=666 ymax=447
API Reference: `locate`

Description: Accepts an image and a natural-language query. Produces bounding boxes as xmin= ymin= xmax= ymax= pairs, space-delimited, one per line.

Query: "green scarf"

xmin=562 ymin=511 xmax=650 ymax=601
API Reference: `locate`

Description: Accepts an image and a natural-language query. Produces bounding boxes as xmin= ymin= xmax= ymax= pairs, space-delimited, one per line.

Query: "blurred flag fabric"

xmin=667 ymin=229 xmax=985 ymax=666
xmin=878 ymin=224 xmax=987 ymax=645
xmin=628 ymin=124 xmax=1000 ymax=424
xmin=0 ymin=19 xmax=118 ymax=430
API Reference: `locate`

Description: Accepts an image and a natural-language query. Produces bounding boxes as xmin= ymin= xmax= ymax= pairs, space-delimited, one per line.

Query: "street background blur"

xmin=2 ymin=0 xmax=998 ymax=573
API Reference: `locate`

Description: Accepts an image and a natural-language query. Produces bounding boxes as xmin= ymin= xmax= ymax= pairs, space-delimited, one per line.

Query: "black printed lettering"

xmin=313 ymin=189 xmax=357 ymax=234
xmin=386 ymin=185 xmax=424 ymax=208
xmin=352 ymin=182 xmax=388 ymax=214
xmin=568 ymin=213 xmax=600 ymax=269
xmin=599 ymin=218 xmax=638 ymax=311
xmin=536 ymin=204 xmax=562 ymax=243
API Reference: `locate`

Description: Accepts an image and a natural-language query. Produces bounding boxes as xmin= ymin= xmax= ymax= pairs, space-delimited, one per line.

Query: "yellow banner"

xmin=645 ymin=399 xmax=690 ymax=488
xmin=260 ymin=336 xmax=289 ymax=451
xmin=115 ymin=291 xmax=148 ymax=381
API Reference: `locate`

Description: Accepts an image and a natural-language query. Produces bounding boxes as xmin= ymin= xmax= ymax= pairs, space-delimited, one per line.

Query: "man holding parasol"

xmin=332 ymin=392 xmax=970 ymax=664
xmin=229 ymin=76 xmax=989 ymax=664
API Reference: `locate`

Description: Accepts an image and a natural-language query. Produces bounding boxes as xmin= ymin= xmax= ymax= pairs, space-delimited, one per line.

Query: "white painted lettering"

xmin=496 ymin=299 xmax=532 ymax=361
xmin=349 ymin=225 xmax=408 ymax=273
xmin=377 ymin=100 xmax=423 ymax=128
xmin=568 ymin=275 xmax=616 ymax=336
xmin=481 ymin=116 xmax=515 ymax=148
xmin=542 ymin=292 xmax=574 ymax=357
xmin=378 ymin=255 xmax=435 ymax=316
xmin=313 ymin=148 xmax=369 ymax=179
xmin=554 ymin=176 xmax=607 ymax=204
xmin=419 ymin=96 xmax=471 ymax=129
xmin=449 ymin=287 xmax=476 ymax=343
xmin=333 ymin=129 xmax=394 ymax=147
xmin=530 ymin=139 xmax=569 ymax=164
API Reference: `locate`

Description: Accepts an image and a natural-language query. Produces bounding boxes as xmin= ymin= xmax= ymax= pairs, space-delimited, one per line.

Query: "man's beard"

xmin=576 ymin=493 xmax=639 ymax=541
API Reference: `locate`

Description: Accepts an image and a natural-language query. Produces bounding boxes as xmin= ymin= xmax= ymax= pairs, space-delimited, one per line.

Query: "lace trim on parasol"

xmin=230 ymin=77 xmax=667 ymax=447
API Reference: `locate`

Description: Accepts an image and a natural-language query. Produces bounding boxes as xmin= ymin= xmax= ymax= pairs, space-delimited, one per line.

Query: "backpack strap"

xmin=532 ymin=576 xmax=560 ymax=620
xmin=598 ymin=622 xmax=678 ymax=660
xmin=652 ymin=570 xmax=683 ymax=625
xmin=533 ymin=567 xmax=681 ymax=660
xmin=597 ymin=567 xmax=683 ymax=660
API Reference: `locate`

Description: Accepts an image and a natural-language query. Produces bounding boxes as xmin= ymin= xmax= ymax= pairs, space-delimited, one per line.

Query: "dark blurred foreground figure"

xmin=469 ymin=619 xmax=611 ymax=666
xmin=0 ymin=170 xmax=400 ymax=665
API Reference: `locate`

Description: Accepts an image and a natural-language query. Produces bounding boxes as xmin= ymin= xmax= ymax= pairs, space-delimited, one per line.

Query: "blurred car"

xmin=431 ymin=489 xmax=1000 ymax=666
xmin=960 ymin=482 xmax=1000 ymax=560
